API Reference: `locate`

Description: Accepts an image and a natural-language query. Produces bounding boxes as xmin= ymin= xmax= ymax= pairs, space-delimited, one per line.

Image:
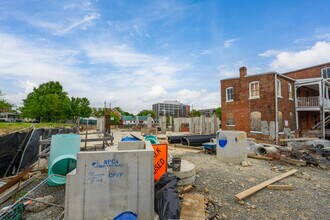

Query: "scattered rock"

xmin=237 ymin=200 xmax=245 ymax=205
xmin=251 ymin=205 xmax=256 ymax=209
xmin=222 ymin=213 xmax=228 ymax=219
xmin=241 ymin=161 xmax=249 ymax=167
xmin=204 ymin=188 xmax=209 ymax=194
xmin=247 ymin=161 xmax=252 ymax=166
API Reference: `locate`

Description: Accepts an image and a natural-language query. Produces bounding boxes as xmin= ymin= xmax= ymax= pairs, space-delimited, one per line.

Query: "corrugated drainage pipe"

xmin=48 ymin=134 xmax=80 ymax=186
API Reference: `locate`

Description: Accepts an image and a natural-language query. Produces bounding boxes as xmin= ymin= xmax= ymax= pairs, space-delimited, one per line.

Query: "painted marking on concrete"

xmin=92 ymin=159 xmax=122 ymax=168
xmin=218 ymin=132 xmax=227 ymax=148
xmin=108 ymin=172 xmax=124 ymax=178
xmin=87 ymin=172 xmax=105 ymax=184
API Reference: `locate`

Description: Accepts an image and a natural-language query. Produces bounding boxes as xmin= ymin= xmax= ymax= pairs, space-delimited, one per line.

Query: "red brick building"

xmin=221 ymin=62 xmax=330 ymax=143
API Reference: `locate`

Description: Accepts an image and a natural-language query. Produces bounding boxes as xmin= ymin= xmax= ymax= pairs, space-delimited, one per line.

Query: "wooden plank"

xmin=281 ymin=157 xmax=306 ymax=166
xmin=174 ymin=144 xmax=203 ymax=150
xmin=180 ymin=193 xmax=205 ymax=220
xmin=267 ymin=184 xmax=295 ymax=190
xmin=0 ymin=167 xmax=32 ymax=194
xmin=248 ymin=154 xmax=272 ymax=161
xmin=235 ymin=169 xmax=298 ymax=200
xmin=0 ymin=173 xmax=39 ymax=204
xmin=280 ymin=138 xmax=318 ymax=142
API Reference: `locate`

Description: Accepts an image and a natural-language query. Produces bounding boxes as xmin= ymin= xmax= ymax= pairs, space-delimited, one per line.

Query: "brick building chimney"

xmin=239 ymin=66 xmax=247 ymax=78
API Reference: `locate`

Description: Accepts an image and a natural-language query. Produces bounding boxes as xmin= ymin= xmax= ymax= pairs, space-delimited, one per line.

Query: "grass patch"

xmin=0 ymin=122 xmax=75 ymax=135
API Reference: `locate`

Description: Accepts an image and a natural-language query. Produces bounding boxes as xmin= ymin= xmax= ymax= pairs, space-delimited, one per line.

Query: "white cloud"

xmin=223 ymin=38 xmax=239 ymax=48
xmin=269 ymin=41 xmax=330 ymax=71
xmin=202 ymin=49 xmax=212 ymax=55
xmin=0 ymin=32 xmax=220 ymax=114
xmin=258 ymin=49 xmax=280 ymax=57
xmin=55 ymin=13 xmax=100 ymax=35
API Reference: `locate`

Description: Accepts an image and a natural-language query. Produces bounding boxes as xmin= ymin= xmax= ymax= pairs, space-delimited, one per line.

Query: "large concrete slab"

xmin=65 ymin=141 xmax=154 ymax=220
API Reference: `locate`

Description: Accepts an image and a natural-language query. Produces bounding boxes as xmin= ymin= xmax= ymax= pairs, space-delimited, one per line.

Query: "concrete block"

xmin=261 ymin=121 xmax=269 ymax=135
xmin=65 ymin=141 xmax=154 ymax=220
xmin=216 ymin=130 xmax=247 ymax=164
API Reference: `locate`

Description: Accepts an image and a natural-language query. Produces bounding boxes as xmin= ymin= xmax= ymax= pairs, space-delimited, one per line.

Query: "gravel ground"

xmin=172 ymin=149 xmax=330 ymax=220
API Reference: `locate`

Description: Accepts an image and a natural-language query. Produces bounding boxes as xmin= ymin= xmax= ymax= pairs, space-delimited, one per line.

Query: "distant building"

xmin=121 ymin=115 xmax=154 ymax=125
xmin=198 ymin=108 xmax=216 ymax=117
xmin=152 ymin=101 xmax=190 ymax=119
xmin=0 ymin=112 xmax=18 ymax=122
xmin=220 ymin=63 xmax=330 ymax=142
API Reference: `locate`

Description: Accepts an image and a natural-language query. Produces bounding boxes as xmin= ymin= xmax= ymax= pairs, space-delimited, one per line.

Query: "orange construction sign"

xmin=152 ymin=144 xmax=168 ymax=182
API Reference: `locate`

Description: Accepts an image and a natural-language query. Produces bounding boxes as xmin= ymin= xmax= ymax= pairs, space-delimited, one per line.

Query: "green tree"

xmin=137 ymin=110 xmax=156 ymax=118
xmin=190 ymin=109 xmax=201 ymax=117
xmin=68 ymin=97 xmax=92 ymax=119
xmin=110 ymin=112 xmax=120 ymax=125
xmin=113 ymin=106 xmax=133 ymax=116
xmin=215 ymin=107 xmax=222 ymax=120
xmin=20 ymin=81 xmax=70 ymax=122
xmin=0 ymin=91 xmax=12 ymax=112
xmin=92 ymin=108 xmax=105 ymax=117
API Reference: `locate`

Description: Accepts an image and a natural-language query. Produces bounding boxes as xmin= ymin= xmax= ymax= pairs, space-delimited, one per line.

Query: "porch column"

xmin=295 ymin=85 xmax=299 ymax=130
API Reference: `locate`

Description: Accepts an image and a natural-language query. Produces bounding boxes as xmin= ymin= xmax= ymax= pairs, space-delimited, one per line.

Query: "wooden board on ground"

xmin=247 ymin=154 xmax=272 ymax=161
xmin=174 ymin=144 xmax=203 ymax=150
xmin=0 ymin=173 xmax=39 ymax=204
xmin=281 ymin=156 xmax=306 ymax=166
xmin=267 ymin=184 xmax=295 ymax=190
xmin=180 ymin=193 xmax=205 ymax=220
xmin=280 ymin=138 xmax=318 ymax=142
xmin=235 ymin=169 xmax=298 ymax=200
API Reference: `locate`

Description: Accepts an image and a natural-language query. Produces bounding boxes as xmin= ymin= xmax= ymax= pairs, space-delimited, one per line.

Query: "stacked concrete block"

xmin=65 ymin=141 xmax=154 ymax=220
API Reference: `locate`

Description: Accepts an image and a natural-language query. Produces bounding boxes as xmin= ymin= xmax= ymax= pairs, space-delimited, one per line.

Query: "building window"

xmin=249 ymin=81 xmax=260 ymax=99
xmin=288 ymin=83 xmax=293 ymax=100
xmin=278 ymin=111 xmax=283 ymax=132
xmin=250 ymin=111 xmax=261 ymax=132
xmin=321 ymin=67 xmax=330 ymax=79
xmin=290 ymin=112 xmax=295 ymax=130
xmin=226 ymin=87 xmax=234 ymax=102
xmin=277 ymin=79 xmax=282 ymax=97
xmin=226 ymin=113 xmax=235 ymax=126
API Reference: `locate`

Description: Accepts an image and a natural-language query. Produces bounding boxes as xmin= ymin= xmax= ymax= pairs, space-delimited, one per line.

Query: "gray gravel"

xmin=176 ymin=150 xmax=330 ymax=220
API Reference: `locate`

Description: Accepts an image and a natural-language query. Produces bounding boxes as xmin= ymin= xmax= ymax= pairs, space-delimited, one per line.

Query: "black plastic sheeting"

xmin=0 ymin=130 xmax=32 ymax=177
xmin=0 ymin=127 xmax=77 ymax=177
xmin=181 ymin=135 xmax=216 ymax=146
xmin=154 ymin=173 xmax=180 ymax=220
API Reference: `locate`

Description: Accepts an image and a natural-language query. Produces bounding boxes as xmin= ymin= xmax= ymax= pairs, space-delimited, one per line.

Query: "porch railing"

xmin=297 ymin=96 xmax=319 ymax=107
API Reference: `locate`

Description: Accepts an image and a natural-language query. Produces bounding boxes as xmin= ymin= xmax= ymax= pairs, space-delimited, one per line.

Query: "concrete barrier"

xmin=65 ymin=141 xmax=154 ymax=220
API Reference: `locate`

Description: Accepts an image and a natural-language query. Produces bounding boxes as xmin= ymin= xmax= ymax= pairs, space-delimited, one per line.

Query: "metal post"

xmin=275 ymin=74 xmax=279 ymax=145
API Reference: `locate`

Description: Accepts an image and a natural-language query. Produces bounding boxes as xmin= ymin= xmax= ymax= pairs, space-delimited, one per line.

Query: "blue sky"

xmin=1 ymin=0 xmax=330 ymax=113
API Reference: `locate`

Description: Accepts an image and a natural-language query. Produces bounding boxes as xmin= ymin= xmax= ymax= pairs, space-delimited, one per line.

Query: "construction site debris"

xmin=234 ymin=169 xmax=298 ymax=200
xmin=281 ymin=155 xmax=307 ymax=166
xmin=25 ymin=195 xmax=55 ymax=212
xmin=0 ymin=167 xmax=32 ymax=195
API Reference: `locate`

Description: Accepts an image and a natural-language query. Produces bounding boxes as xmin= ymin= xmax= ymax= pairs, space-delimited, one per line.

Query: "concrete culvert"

xmin=255 ymin=144 xmax=278 ymax=155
